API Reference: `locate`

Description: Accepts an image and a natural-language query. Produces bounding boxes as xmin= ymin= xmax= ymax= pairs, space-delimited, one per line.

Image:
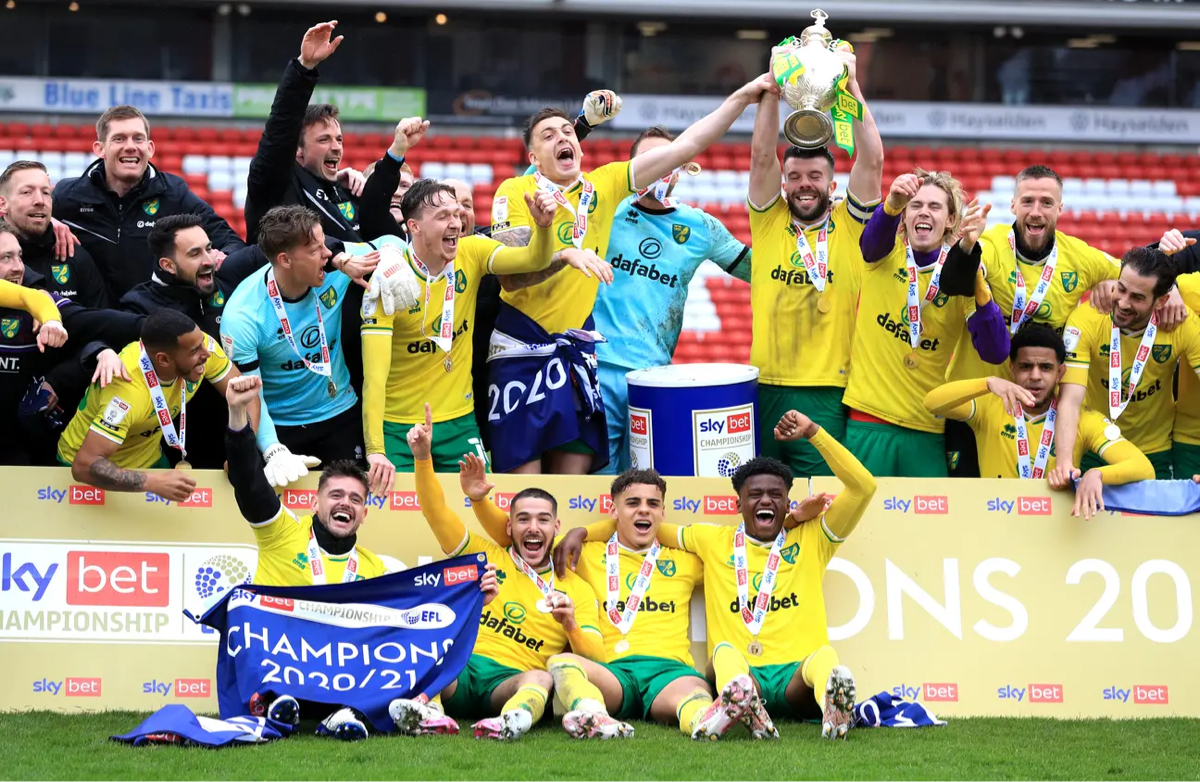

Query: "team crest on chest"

xmin=656 ymin=559 xmax=677 ymax=577
xmin=455 ymin=269 xmax=468 ymax=293
xmin=319 ymin=288 xmax=338 ymax=309
xmin=338 ymin=202 xmax=356 ymax=221
xmin=1060 ymin=271 xmax=1078 ymax=293
xmin=0 ymin=318 xmax=18 ymax=338
xmin=142 ymin=198 xmax=160 ymax=216
xmin=1152 ymin=344 xmax=1173 ymax=364
xmin=672 ymin=224 xmax=690 ymax=244
xmin=51 ymin=264 xmax=70 ymax=284
xmin=780 ymin=543 xmax=799 ymax=565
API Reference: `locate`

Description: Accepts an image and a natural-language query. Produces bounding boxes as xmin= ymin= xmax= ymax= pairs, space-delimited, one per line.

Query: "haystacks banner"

xmin=1 ymin=468 xmax=1196 ymax=718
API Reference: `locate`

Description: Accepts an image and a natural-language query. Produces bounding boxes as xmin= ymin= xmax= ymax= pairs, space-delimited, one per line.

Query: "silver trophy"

xmin=774 ymin=9 xmax=848 ymax=148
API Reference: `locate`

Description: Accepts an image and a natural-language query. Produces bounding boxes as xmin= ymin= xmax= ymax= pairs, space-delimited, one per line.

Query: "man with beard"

xmin=924 ymin=323 xmax=1153 ymax=519
xmin=748 ymin=45 xmax=884 ymax=479
xmin=53 ymin=105 xmax=245 ymax=301
xmin=487 ymin=75 xmax=776 ymax=476
xmin=1052 ymin=247 xmax=1200 ymax=482
xmin=389 ymin=404 xmax=605 ymax=741
xmin=0 ymin=162 xmax=108 ymax=307
xmin=840 ymin=171 xmax=1008 ymax=476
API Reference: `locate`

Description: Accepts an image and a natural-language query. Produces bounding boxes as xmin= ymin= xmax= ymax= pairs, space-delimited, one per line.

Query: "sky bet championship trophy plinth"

xmin=772 ymin=8 xmax=864 ymax=156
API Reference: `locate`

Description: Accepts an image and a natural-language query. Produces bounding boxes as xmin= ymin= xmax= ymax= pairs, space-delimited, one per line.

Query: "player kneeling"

xmin=389 ymin=404 xmax=608 ymax=740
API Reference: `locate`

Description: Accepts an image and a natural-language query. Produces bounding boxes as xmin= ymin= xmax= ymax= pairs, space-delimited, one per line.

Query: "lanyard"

xmin=306 ymin=526 xmax=358 ymax=585
xmin=733 ymin=523 xmax=787 ymax=639
xmin=265 ymin=269 xmax=333 ymax=382
xmin=793 ymin=220 xmax=829 ymax=293
xmin=509 ymin=547 xmax=555 ymax=606
xmin=1014 ymin=398 xmax=1057 ymax=480
xmin=408 ymin=245 xmax=455 ymax=356
xmin=1109 ymin=314 xmax=1158 ymax=421
xmin=903 ymin=241 xmax=950 ymax=352
xmin=138 ymin=341 xmax=187 ymax=461
xmin=1008 ymin=230 xmax=1059 ymax=335
xmin=535 ymin=172 xmax=595 ymax=250
xmin=636 ymin=169 xmax=679 ymax=209
xmin=604 ymin=535 xmax=661 ymax=636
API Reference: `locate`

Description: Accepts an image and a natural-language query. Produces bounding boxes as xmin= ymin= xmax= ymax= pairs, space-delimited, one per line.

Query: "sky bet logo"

xmin=143 ymin=678 xmax=211 ymax=698
xmin=567 ymin=495 xmax=613 ymax=514
xmin=1104 ymin=685 xmax=1169 ymax=704
xmin=2 ymin=553 xmax=57 ymax=601
xmin=699 ymin=411 xmax=752 ymax=435
xmin=892 ymin=683 xmax=958 ymax=702
xmin=882 ymin=496 xmax=949 ymax=514
xmin=672 ymin=495 xmax=739 ymax=515
xmin=999 ymin=684 xmax=1063 ymax=703
xmin=33 ymin=677 xmax=101 ymax=696
xmin=986 ymin=496 xmax=1052 ymax=515
xmin=36 ymin=485 xmax=105 ymax=505
xmin=414 ymin=564 xmax=478 ymax=588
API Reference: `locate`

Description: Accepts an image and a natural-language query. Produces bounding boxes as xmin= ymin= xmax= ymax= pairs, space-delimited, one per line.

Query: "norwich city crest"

xmin=0 ymin=318 xmax=18 ymax=338
xmin=1153 ymin=345 xmax=1173 ymax=364
xmin=780 ymin=543 xmax=799 ymax=565
xmin=656 ymin=559 xmax=677 ymax=577
xmin=338 ymin=201 xmax=356 ymax=221
xmin=319 ymin=288 xmax=338 ymax=309
xmin=1060 ymin=271 xmax=1078 ymax=293
xmin=51 ymin=264 xmax=70 ymax=284
xmin=142 ymin=198 xmax=160 ymax=216
xmin=672 ymin=224 xmax=690 ymax=244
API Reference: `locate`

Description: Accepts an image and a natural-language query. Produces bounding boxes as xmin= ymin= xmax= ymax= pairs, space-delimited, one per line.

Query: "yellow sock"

xmin=548 ymin=656 xmax=607 ymax=713
xmin=711 ymin=642 xmax=751 ymax=692
xmin=801 ymin=645 xmax=840 ymax=710
xmin=500 ymin=683 xmax=549 ymax=721
xmin=676 ymin=690 xmax=714 ymax=735
xmin=426 ymin=694 xmax=444 ymax=713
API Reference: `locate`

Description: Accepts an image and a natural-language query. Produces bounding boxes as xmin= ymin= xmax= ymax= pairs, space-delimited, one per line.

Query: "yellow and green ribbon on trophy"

xmin=772 ymin=36 xmax=864 ymax=156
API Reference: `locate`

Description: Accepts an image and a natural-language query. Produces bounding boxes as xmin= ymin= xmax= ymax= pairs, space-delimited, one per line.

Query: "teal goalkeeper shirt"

xmin=593 ymin=197 xmax=750 ymax=371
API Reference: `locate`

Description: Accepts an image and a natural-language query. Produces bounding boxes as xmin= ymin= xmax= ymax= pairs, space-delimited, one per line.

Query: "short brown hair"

xmin=300 ymin=104 xmax=340 ymax=143
xmin=630 ymin=126 xmax=674 ymax=158
xmin=257 ymin=205 xmax=320 ymax=261
xmin=610 ymin=468 xmax=667 ymax=499
xmin=318 ymin=460 xmax=370 ymax=497
xmin=400 ymin=179 xmax=457 ymax=222
xmin=523 ymin=107 xmax=571 ymax=149
xmin=96 ymin=105 xmax=150 ymax=142
xmin=0 ymin=160 xmax=48 ymax=193
xmin=0 ymin=216 xmax=16 ymax=239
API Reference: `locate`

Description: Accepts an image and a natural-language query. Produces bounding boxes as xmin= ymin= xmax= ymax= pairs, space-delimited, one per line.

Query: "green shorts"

xmin=443 ymin=654 xmax=521 ymax=719
xmin=1174 ymin=442 xmax=1200 ymax=480
xmin=844 ymin=418 xmax=948 ymax=478
xmin=553 ymin=439 xmax=594 ymax=456
xmin=599 ymin=655 xmax=705 ymax=721
xmin=1081 ymin=448 xmax=1174 ymax=480
xmin=384 ymin=413 xmax=488 ymax=473
xmin=757 ymin=385 xmax=847 ymax=478
xmin=749 ymin=663 xmax=822 ymax=722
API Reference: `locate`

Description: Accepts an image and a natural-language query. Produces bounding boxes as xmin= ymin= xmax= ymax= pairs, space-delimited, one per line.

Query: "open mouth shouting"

xmin=632 ymin=518 xmax=653 ymax=534
xmin=328 ymin=506 xmax=355 ymax=532
xmin=442 ymin=231 xmax=459 ymax=256
xmin=555 ymin=143 xmax=577 ymax=169
xmin=323 ymin=153 xmax=341 ymax=179
xmin=116 ymin=154 xmax=142 ymax=173
xmin=195 ymin=267 xmax=215 ymax=288
xmin=912 ymin=220 xmax=934 ymax=241
xmin=1023 ymin=221 xmax=1048 ymax=243
xmin=520 ymin=531 xmax=547 ymax=561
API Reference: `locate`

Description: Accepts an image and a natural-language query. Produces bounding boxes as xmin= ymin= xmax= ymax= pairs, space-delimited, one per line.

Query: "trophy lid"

xmin=800 ymin=8 xmax=833 ymax=46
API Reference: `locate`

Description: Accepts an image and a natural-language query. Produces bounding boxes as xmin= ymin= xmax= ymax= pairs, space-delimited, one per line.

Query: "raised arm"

xmin=748 ymin=88 xmax=783 ymax=210
xmin=410 ymin=404 xmax=472 ymax=554
xmin=633 ymin=75 xmax=775 ymax=191
xmin=225 ymin=375 xmax=284 ymax=525
xmin=841 ymin=50 xmax=884 ymax=205
xmin=774 ymin=410 xmax=875 ymax=539
xmin=459 ymin=453 xmax=512 ymax=544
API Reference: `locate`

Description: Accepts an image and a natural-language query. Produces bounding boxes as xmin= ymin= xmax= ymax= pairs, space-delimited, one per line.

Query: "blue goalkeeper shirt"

xmin=593 ymin=197 xmax=750 ymax=370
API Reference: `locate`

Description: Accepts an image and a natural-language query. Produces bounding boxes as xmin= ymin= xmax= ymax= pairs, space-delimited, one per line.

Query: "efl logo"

xmin=703 ymin=495 xmax=739 ymax=515
xmin=727 ymin=411 xmax=752 ymax=434
xmin=923 ymin=683 xmax=958 ymax=702
xmin=69 ymin=485 xmax=105 ymax=506
xmin=1134 ymin=685 xmax=1169 ymax=704
xmin=67 ymin=551 xmax=169 ymax=607
xmin=261 ymin=595 xmax=295 ymax=612
xmin=179 ymin=489 xmax=213 ymax=508
xmin=1017 ymin=496 xmax=1051 ymax=515
xmin=442 ymin=565 xmax=478 ymax=585
xmin=493 ymin=493 xmax=516 ymax=511
xmin=914 ymin=495 xmax=949 ymax=514
xmin=630 ymin=414 xmax=648 ymax=435
xmin=1029 ymin=684 xmax=1064 ymax=703
xmin=174 ymin=678 xmax=211 ymax=698
xmin=281 ymin=489 xmax=317 ymax=510
xmin=390 ymin=491 xmax=421 ymax=511
xmin=66 ymin=677 xmax=102 ymax=697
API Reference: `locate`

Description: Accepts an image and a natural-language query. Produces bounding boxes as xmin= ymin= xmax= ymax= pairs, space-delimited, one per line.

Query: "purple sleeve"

xmin=968 ymin=298 xmax=1011 ymax=365
xmin=859 ymin=206 xmax=902 ymax=264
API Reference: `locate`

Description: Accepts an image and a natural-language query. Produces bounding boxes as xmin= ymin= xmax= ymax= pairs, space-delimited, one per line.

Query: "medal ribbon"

xmin=408 ymin=245 xmax=456 ymax=357
xmin=903 ymin=241 xmax=950 ymax=352
xmin=733 ymin=523 xmax=788 ymax=638
xmin=1108 ymin=314 xmax=1158 ymax=421
xmin=509 ymin=547 xmax=555 ymax=601
xmin=793 ymin=220 xmax=829 ymax=293
xmin=535 ymin=172 xmax=595 ymax=250
xmin=265 ymin=268 xmax=332 ymax=381
xmin=138 ymin=341 xmax=187 ymax=461
xmin=306 ymin=526 xmax=359 ymax=586
xmin=1008 ymin=230 xmax=1059 ymax=335
xmin=604 ymin=534 xmax=661 ymax=636
xmin=1014 ymin=398 xmax=1057 ymax=480
xmin=636 ymin=169 xmax=680 ymax=209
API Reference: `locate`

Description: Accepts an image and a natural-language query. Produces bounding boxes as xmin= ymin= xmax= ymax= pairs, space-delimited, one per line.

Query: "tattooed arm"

xmin=499 ymin=255 xmax=570 ymax=292
xmin=492 ymin=226 xmax=532 ymax=247
xmin=72 ymin=431 xmax=197 ymax=501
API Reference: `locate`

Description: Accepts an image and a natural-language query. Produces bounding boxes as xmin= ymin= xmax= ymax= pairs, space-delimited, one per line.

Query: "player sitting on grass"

xmin=388 ymin=404 xmax=607 ymax=741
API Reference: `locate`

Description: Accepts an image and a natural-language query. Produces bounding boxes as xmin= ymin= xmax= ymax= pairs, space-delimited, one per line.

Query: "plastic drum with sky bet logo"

xmin=625 ymin=363 xmax=758 ymax=477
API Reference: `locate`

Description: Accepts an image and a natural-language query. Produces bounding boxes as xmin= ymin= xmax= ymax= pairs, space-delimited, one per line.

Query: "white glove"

xmin=365 ymin=244 xmax=422 ymax=317
xmin=581 ymin=90 xmax=622 ymax=126
xmin=263 ymin=443 xmax=321 ymax=488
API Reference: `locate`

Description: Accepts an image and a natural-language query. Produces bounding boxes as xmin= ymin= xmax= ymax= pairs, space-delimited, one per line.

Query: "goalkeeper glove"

xmin=263 ymin=443 xmax=321 ymax=488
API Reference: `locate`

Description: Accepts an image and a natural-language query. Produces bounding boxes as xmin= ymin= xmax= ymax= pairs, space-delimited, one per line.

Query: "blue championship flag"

xmin=193 ymin=554 xmax=486 ymax=732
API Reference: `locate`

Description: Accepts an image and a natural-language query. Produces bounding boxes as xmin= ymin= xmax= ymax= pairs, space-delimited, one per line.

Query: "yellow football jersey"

xmin=251 ymin=507 xmax=388 ymax=586
xmin=1174 ymin=273 xmax=1200 ymax=445
xmin=675 ymin=520 xmax=837 ymax=667
xmin=450 ymin=533 xmax=603 ymax=672
xmin=57 ymin=337 xmax=231 ymax=468
xmin=948 ymin=226 xmax=1121 ymax=382
xmin=842 ymin=244 xmax=974 ymax=432
xmin=1063 ymin=305 xmax=1200 ymax=455
xmin=748 ymin=193 xmax=876 ymax=387
xmin=361 ymin=236 xmax=499 ymax=451
xmin=964 ymin=394 xmax=1124 ymax=479
xmin=572 ymin=540 xmax=703 ymax=666
xmin=491 ymin=162 xmax=635 ymax=335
